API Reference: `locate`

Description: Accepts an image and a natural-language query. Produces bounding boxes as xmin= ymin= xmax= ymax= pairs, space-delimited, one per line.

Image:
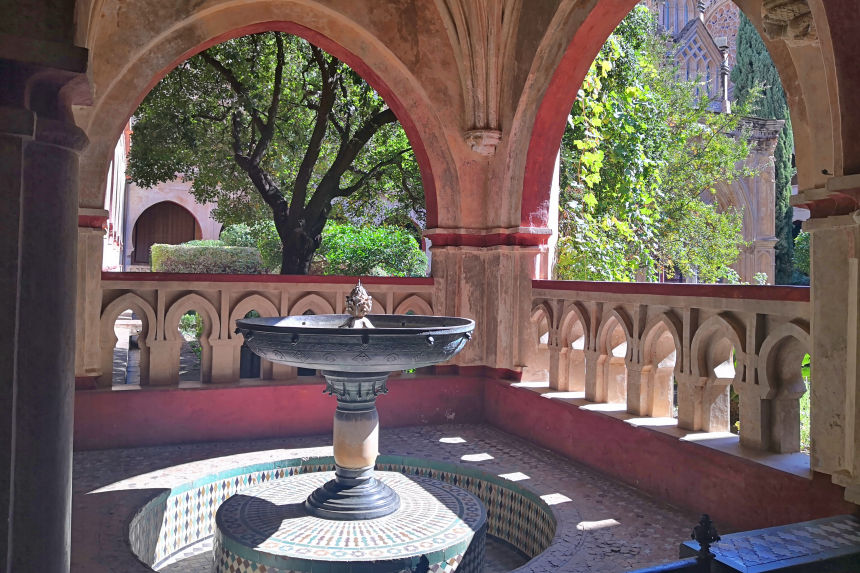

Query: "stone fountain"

xmin=217 ymin=283 xmax=484 ymax=572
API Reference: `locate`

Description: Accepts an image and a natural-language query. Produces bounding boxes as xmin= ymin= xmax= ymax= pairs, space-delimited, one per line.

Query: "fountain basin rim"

xmin=236 ymin=314 xmax=474 ymax=336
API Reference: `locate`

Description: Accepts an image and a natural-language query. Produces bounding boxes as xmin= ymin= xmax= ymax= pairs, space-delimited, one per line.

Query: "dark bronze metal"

xmin=236 ymin=306 xmax=474 ymax=520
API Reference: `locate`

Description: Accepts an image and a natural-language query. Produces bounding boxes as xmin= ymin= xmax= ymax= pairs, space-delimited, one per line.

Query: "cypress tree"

xmin=731 ymin=14 xmax=795 ymax=284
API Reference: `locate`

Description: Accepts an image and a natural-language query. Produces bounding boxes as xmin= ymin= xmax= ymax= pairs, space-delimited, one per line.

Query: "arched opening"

xmin=595 ymin=315 xmax=630 ymax=404
xmin=131 ymin=201 xmax=201 ymax=265
xmin=81 ymin=8 xmax=454 ymax=279
xmin=684 ymin=320 xmax=742 ymax=433
xmin=239 ymin=310 xmax=262 ymax=379
xmin=559 ymin=308 xmax=588 ymax=392
xmin=638 ymin=319 xmax=681 ymax=418
xmin=177 ymin=310 xmax=206 ymax=382
xmin=110 ymin=309 xmax=142 ymax=386
xmin=522 ymin=306 xmax=552 ymax=382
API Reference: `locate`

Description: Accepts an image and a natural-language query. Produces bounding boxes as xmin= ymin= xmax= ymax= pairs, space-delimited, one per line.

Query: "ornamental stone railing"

xmin=93 ymin=273 xmax=436 ymax=388
xmin=528 ymin=280 xmax=811 ymax=455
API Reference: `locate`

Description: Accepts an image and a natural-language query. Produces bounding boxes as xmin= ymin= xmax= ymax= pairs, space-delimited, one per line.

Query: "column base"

xmin=304 ymin=466 xmax=401 ymax=520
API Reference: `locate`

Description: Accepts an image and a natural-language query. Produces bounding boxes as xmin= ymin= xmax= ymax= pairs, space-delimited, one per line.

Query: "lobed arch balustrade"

xmin=97 ymin=274 xmax=435 ymax=388
xmin=529 ymin=280 xmax=811 ymax=455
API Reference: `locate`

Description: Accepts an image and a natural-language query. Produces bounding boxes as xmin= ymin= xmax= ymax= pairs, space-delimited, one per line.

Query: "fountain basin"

xmin=236 ymin=315 xmax=474 ymax=372
xmin=214 ymin=471 xmax=487 ymax=573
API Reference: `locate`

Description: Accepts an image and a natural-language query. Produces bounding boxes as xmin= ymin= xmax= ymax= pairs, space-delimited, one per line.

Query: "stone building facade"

xmin=643 ymin=0 xmax=777 ymax=282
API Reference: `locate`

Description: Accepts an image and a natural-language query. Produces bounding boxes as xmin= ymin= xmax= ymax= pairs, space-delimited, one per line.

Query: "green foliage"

xmin=179 ymin=311 xmax=203 ymax=358
xmin=557 ymin=6 xmax=752 ymax=282
xmin=794 ymin=230 xmax=810 ymax=276
xmin=753 ymin=272 xmax=769 ymax=285
xmin=128 ymin=32 xmax=424 ymax=274
xmin=732 ymin=13 xmax=795 ymax=284
xmin=220 ymin=222 xmax=282 ymax=272
xmin=184 ymin=239 xmax=225 ymax=247
xmin=150 ymin=243 xmax=264 ymax=274
xmin=218 ymin=224 xmax=255 ymax=248
xmin=314 ymin=222 xmax=427 ymax=277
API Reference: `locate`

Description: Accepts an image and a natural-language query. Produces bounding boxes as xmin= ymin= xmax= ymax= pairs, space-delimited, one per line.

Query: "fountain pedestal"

xmin=304 ymin=371 xmax=400 ymax=520
xmin=228 ymin=286 xmax=481 ymax=571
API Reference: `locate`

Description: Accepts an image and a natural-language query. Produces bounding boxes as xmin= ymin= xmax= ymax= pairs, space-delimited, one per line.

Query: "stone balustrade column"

xmin=583 ymin=349 xmax=603 ymax=402
xmin=0 ymin=51 xmax=89 ymax=570
xmin=547 ymin=337 xmax=563 ymax=390
xmin=625 ymin=360 xmax=648 ymax=415
xmin=675 ymin=372 xmax=705 ymax=431
xmin=734 ymin=384 xmax=771 ymax=451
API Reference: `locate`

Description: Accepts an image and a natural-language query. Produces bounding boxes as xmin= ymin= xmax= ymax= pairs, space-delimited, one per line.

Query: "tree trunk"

xmin=279 ymin=224 xmax=319 ymax=275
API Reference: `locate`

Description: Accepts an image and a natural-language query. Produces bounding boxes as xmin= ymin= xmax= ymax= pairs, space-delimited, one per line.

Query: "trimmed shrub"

xmin=150 ymin=243 xmax=264 ymax=274
xmin=314 ymin=222 xmax=428 ymax=277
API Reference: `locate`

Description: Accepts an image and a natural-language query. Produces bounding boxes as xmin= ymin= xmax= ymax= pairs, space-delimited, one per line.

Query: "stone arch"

xmin=592 ymin=307 xmax=633 ymax=403
xmin=522 ymin=302 xmax=554 ymax=382
xmin=557 ymin=302 xmax=591 ymax=392
xmin=755 ymin=321 xmax=811 ymax=453
xmin=394 ymin=295 xmax=433 ymax=316
xmin=511 ymin=0 xmax=836 ymax=231
xmin=164 ymin=294 xmax=221 ymax=342
xmin=229 ymin=294 xmax=280 ymax=339
xmin=290 ymin=294 xmax=335 ymax=316
xmin=683 ymin=313 xmax=745 ymax=432
xmin=636 ymin=311 xmax=684 ymax=417
xmin=78 ymin=1 xmax=457 ymax=231
xmin=164 ymin=293 xmax=221 ymax=383
xmin=690 ymin=314 xmax=745 ymax=383
xmin=130 ymin=200 xmax=202 ymax=265
xmin=229 ymin=294 xmax=280 ymax=380
xmin=98 ymin=293 xmax=157 ymax=386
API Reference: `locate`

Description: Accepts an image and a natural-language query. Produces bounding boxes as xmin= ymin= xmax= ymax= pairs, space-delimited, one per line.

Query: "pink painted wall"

xmin=482 ymin=379 xmax=855 ymax=531
xmin=73 ymin=375 xmax=483 ymax=450
xmin=74 ymin=375 xmax=854 ymax=531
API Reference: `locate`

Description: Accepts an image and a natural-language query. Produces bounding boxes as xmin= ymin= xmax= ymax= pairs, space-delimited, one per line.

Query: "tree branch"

xmin=250 ymin=32 xmax=285 ymax=165
xmin=199 ymin=50 xmax=266 ymax=133
xmin=291 ymin=46 xmax=337 ymax=218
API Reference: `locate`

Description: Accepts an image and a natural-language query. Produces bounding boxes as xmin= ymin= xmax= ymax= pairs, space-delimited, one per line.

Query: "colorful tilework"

xmin=213 ymin=472 xmax=486 ymax=572
xmin=132 ymin=457 xmax=554 ymax=571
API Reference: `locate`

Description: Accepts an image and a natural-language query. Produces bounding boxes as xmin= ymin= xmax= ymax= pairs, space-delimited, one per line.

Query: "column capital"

xmin=792 ymin=175 xmax=860 ymax=220
xmin=425 ymin=226 xmax=551 ymax=248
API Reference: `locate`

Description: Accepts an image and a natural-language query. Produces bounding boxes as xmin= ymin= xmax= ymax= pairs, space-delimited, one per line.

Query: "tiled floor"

xmin=73 ymin=424 xmax=698 ymax=572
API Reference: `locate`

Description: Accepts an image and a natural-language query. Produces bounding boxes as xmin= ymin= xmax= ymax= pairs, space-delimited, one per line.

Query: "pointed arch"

xmin=596 ymin=307 xmax=634 ymax=360
xmin=640 ymin=311 xmax=683 ymax=368
xmin=394 ymin=295 xmax=433 ymax=316
xmin=758 ymin=320 xmax=811 ymax=399
xmin=559 ymin=301 xmax=591 ymax=348
xmin=690 ymin=313 xmax=745 ymax=383
xmin=290 ymin=293 xmax=335 ymax=316
xmin=100 ymin=293 xmax=157 ymax=346
xmin=164 ymin=293 xmax=221 ymax=341
xmin=229 ymin=294 xmax=280 ymax=339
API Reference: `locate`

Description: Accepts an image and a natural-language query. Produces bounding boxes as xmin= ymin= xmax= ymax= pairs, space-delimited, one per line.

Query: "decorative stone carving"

xmin=435 ymin=0 xmax=521 ymax=155
xmin=762 ymin=0 xmax=818 ymax=47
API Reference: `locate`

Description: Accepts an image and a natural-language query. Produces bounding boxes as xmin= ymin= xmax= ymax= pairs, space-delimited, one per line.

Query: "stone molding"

xmin=434 ymin=0 xmax=521 ymax=154
xmin=762 ymin=0 xmax=818 ymax=47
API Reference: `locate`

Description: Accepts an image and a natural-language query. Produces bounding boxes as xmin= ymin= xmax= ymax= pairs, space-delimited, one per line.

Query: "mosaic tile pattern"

xmin=75 ymin=424 xmax=699 ymax=573
xmin=150 ymin=461 xmax=335 ymax=568
xmin=681 ymin=514 xmax=860 ymax=570
xmin=377 ymin=461 xmax=555 ymax=558
xmin=136 ymin=459 xmax=548 ymax=571
xmin=213 ymin=472 xmax=486 ymax=572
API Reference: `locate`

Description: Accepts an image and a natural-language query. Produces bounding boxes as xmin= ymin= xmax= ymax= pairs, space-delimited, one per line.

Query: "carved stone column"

xmin=0 ymin=47 xmax=89 ymax=571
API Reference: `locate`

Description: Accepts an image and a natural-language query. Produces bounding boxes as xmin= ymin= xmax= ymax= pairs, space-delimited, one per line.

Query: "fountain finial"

xmin=342 ymin=281 xmax=375 ymax=328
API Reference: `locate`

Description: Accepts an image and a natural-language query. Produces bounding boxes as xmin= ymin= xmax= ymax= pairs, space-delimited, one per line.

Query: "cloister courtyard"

xmin=5 ymin=1 xmax=860 ymax=572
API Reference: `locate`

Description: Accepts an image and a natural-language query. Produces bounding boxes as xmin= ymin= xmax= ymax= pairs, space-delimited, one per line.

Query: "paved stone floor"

xmin=73 ymin=424 xmax=698 ymax=572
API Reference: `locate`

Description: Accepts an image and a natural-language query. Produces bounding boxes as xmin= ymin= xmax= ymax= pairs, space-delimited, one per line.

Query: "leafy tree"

xmin=314 ymin=222 xmax=427 ymax=277
xmin=732 ymin=13 xmax=795 ymax=284
xmin=794 ymin=230 xmax=809 ymax=276
xmin=128 ymin=32 xmax=423 ymax=274
xmin=557 ymin=6 xmax=752 ymax=282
